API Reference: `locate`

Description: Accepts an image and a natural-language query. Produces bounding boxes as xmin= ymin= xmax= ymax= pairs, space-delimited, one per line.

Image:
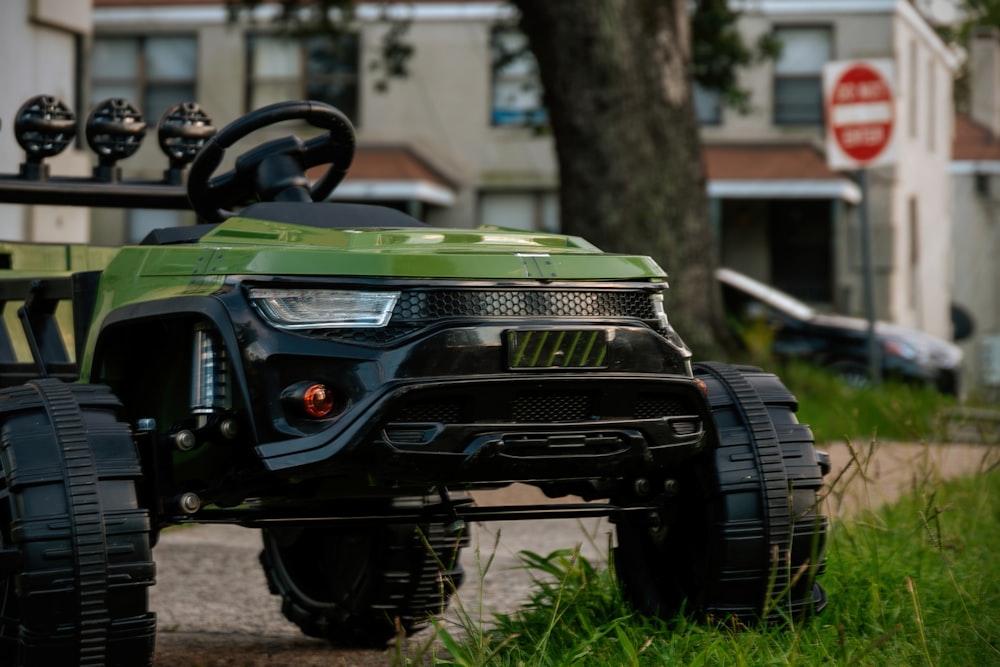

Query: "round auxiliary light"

xmin=158 ymin=102 xmax=216 ymax=167
xmin=302 ymin=383 xmax=336 ymax=419
xmin=15 ymin=95 xmax=76 ymax=160
xmin=86 ymin=98 xmax=147 ymax=164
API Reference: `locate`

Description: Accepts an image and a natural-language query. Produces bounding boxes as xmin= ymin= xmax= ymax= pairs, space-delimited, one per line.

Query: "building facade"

xmin=951 ymin=28 xmax=1000 ymax=399
xmin=0 ymin=0 xmax=93 ymax=242
xmin=10 ymin=0 xmax=970 ymax=387
xmin=705 ymin=0 xmax=956 ymax=344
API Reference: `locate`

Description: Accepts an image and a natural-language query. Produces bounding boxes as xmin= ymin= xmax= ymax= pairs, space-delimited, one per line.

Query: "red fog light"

xmin=302 ymin=383 xmax=335 ymax=418
xmin=282 ymin=381 xmax=338 ymax=419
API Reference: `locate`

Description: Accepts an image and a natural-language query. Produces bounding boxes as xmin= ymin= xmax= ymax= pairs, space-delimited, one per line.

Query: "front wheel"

xmin=259 ymin=495 xmax=469 ymax=647
xmin=0 ymin=380 xmax=155 ymax=666
xmin=614 ymin=363 xmax=828 ymax=622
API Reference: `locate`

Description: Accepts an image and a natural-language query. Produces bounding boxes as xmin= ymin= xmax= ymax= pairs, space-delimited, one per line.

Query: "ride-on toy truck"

xmin=0 ymin=95 xmax=829 ymax=665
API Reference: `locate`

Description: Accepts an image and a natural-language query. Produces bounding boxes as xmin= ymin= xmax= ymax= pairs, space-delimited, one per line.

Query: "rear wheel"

xmin=0 ymin=380 xmax=155 ymax=666
xmin=614 ymin=362 xmax=828 ymax=622
xmin=259 ymin=495 xmax=468 ymax=647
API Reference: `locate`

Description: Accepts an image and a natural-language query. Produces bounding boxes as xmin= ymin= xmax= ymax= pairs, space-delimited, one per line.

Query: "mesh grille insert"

xmin=395 ymin=289 xmax=656 ymax=321
xmin=632 ymin=396 xmax=691 ymax=419
xmin=388 ymin=390 xmax=698 ymax=426
xmin=511 ymin=393 xmax=593 ymax=422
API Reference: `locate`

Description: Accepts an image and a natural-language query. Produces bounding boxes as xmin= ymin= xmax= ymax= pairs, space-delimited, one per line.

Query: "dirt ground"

xmin=151 ymin=440 xmax=998 ymax=666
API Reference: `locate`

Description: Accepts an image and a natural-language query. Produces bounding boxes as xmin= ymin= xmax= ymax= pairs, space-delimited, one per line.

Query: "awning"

xmin=951 ymin=113 xmax=1000 ymax=174
xmin=704 ymin=143 xmax=862 ymax=204
xmin=314 ymin=145 xmax=458 ymax=206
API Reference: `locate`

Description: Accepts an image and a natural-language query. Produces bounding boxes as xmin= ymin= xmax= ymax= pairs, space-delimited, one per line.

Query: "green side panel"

xmin=90 ymin=247 xmax=226 ymax=310
xmin=76 ymin=249 xmax=226 ymax=381
xmin=0 ymin=242 xmax=73 ymax=271
xmin=0 ymin=242 xmax=120 ymax=272
xmin=68 ymin=245 xmax=122 ymax=271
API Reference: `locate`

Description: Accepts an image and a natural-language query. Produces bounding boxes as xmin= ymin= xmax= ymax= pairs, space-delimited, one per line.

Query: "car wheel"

xmin=614 ymin=363 xmax=828 ymax=622
xmin=259 ymin=495 xmax=468 ymax=648
xmin=0 ymin=380 xmax=155 ymax=666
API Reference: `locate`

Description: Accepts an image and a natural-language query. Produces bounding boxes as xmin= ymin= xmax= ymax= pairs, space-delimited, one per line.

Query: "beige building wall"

xmin=889 ymin=8 xmax=956 ymax=339
xmin=952 ymin=30 xmax=1000 ymax=396
xmin=91 ymin=3 xmax=555 ymax=231
xmin=359 ymin=16 xmax=556 ymax=229
xmin=0 ymin=0 xmax=92 ymax=242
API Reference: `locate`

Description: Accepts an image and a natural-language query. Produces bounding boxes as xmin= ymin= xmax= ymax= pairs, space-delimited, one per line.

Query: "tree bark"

xmin=513 ymin=0 xmax=726 ymax=356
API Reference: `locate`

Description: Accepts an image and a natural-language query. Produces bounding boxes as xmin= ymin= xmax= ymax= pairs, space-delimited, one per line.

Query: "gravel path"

xmin=151 ymin=440 xmax=998 ymax=666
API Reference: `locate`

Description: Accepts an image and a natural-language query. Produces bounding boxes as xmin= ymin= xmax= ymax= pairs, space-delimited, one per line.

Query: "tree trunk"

xmin=513 ymin=0 xmax=726 ymax=357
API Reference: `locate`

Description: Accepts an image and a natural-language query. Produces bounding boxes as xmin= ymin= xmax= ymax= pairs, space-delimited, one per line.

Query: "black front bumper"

xmin=255 ymin=374 xmax=708 ymax=483
xmin=208 ymin=277 xmax=707 ymax=484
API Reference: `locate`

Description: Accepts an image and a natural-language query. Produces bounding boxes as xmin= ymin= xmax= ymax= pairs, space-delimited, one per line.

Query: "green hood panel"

xmin=129 ymin=218 xmax=667 ymax=281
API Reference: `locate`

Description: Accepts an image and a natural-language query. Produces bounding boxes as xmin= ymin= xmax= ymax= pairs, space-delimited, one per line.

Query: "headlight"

xmin=248 ymin=288 xmax=399 ymax=328
xmin=882 ymin=338 xmax=921 ymax=362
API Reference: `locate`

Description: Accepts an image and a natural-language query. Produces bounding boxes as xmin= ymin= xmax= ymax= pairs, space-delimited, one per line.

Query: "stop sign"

xmin=824 ymin=60 xmax=897 ymax=169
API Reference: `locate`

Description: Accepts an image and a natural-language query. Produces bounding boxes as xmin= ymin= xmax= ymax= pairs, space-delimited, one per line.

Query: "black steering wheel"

xmin=187 ymin=100 xmax=355 ymax=222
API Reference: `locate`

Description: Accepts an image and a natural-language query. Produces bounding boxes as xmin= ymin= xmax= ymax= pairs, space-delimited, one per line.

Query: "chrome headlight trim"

xmin=248 ymin=288 xmax=400 ymax=329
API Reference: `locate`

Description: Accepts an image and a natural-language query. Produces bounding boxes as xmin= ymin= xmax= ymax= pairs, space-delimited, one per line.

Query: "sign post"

xmin=824 ymin=59 xmax=897 ymax=387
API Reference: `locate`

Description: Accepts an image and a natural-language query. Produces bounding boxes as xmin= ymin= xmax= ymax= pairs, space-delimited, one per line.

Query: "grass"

xmin=750 ymin=360 xmax=960 ymax=444
xmin=414 ymin=461 xmax=1000 ymax=666
xmin=387 ymin=364 xmax=998 ymax=666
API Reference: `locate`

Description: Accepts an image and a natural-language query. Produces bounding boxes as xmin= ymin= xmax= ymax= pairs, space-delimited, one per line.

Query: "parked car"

xmin=717 ymin=267 xmax=962 ymax=394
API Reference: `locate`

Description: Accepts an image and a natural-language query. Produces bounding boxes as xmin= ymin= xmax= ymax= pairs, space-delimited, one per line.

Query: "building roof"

xmin=703 ymin=143 xmax=861 ymax=203
xmin=704 ymin=143 xmax=839 ymax=180
xmin=323 ymin=143 xmax=862 ymax=206
xmin=951 ymin=114 xmax=1000 ymax=175
xmin=317 ymin=145 xmax=457 ymax=206
xmin=952 ymin=114 xmax=1000 ymax=162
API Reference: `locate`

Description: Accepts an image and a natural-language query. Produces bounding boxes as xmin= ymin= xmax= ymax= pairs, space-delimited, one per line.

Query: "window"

xmin=491 ymin=29 xmax=547 ymax=127
xmin=927 ymin=59 xmax=936 ymax=152
xmin=693 ymin=82 xmax=722 ymax=125
xmin=908 ymin=40 xmax=918 ymax=139
xmin=766 ymin=200 xmax=833 ymax=303
xmin=772 ymin=27 xmax=831 ymax=126
xmin=247 ymin=34 xmax=359 ymax=119
xmin=90 ymin=36 xmax=197 ymax=123
xmin=909 ymin=196 xmax=919 ymax=309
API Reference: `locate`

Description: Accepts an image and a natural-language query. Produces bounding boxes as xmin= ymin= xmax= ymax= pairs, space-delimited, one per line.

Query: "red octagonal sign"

xmin=824 ymin=60 xmax=896 ymax=169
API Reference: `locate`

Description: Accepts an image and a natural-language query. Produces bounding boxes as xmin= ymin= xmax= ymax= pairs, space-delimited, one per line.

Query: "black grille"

xmin=632 ymin=395 xmax=691 ymax=419
xmin=394 ymin=401 xmax=463 ymax=423
xmin=307 ymin=324 xmax=423 ymax=345
xmin=387 ymin=389 xmax=698 ymax=426
xmin=511 ymin=393 xmax=592 ymax=422
xmin=394 ymin=289 xmax=656 ymax=321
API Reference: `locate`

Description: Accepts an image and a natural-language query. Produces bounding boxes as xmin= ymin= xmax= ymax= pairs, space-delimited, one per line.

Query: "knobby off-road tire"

xmin=259 ymin=495 xmax=469 ymax=648
xmin=0 ymin=379 xmax=156 ymax=666
xmin=615 ymin=362 xmax=828 ymax=623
